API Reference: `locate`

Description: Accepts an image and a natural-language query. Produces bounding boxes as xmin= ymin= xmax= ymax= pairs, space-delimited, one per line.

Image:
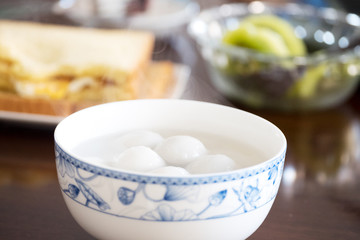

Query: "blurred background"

xmin=0 ymin=0 xmax=359 ymax=239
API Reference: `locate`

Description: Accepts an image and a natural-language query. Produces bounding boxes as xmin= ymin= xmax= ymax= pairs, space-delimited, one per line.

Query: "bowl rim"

xmin=54 ymin=99 xmax=287 ymax=185
xmin=188 ymin=1 xmax=360 ymax=64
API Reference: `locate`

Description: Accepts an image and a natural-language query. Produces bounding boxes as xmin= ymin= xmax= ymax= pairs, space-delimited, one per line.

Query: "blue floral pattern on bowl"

xmin=55 ymin=143 xmax=285 ymax=222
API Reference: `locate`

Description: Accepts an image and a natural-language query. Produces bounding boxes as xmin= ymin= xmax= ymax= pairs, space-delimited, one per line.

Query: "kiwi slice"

xmin=242 ymin=15 xmax=306 ymax=56
xmin=223 ymin=14 xmax=306 ymax=57
xmin=223 ymin=22 xmax=290 ymax=57
xmin=287 ymin=64 xmax=327 ymax=98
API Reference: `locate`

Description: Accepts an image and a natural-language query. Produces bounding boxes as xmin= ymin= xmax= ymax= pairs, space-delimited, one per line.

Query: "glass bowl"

xmin=188 ymin=2 xmax=360 ymax=111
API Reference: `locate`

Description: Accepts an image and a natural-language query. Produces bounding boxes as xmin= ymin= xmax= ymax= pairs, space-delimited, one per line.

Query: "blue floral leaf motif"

xmin=232 ymin=183 xmax=260 ymax=213
xmin=173 ymin=209 xmax=197 ymax=221
xmin=117 ymin=187 xmax=136 ymax=205
xmin=141 ymin=204 xmax=197 ymax=221
xmin=268 ymin=166 xmax=278 ymax=185
xmin=232 ymin=186 xmax=241 ymax=201
xmin=57 ymin=154 xmax=75 ymax=178
xmin=244 ymin=185 xmax=261 ymax=204
xmin=66 ymin=184 xmax=80 ymax=199
xmin=75 ymin=178 xmax=110 ymax=211
xmin=64 ymin=160 xmax=75 ymax=178
xmin=208 ymin=189 xmax=227 ymax=207
xmin=164 ymin=185 xmax=199 ymax=201
xmin=157 ymin=204 xmax=176 ymax=221
xmin=196 ymin=189 xmax=228 ymax=217
xmin=141 ymin=204 xmax=175 ymax=221
xmin=57 ymin=154 xmax=66 ymax=177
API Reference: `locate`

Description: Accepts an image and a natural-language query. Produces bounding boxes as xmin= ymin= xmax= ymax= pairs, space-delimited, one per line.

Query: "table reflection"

xmin=257 ymin=106 xmax=360 ymax=200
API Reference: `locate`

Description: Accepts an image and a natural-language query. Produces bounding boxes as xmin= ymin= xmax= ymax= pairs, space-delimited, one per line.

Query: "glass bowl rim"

xmin=188 ymin=2 xmax=360 ymax=64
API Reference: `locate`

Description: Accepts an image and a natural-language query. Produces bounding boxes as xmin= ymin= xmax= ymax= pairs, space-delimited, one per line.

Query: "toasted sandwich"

xmin=0 ymin=20 xmax=174 ymax=116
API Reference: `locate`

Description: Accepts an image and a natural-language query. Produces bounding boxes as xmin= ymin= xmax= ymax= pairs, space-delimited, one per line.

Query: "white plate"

xmin=52 ymin=0 xmax=200 ymax=36
xmin=0 ymin=64 xmax=190 ymax=126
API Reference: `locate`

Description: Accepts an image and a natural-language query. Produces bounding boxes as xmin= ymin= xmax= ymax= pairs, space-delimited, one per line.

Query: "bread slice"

xmin=0 ymin=20 xmax=154 ymax=100
xmin=0 ymin=61 xmax=175 ymax=116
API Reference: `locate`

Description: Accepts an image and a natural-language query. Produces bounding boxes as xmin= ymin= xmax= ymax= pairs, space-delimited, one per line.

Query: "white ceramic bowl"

xmin=54 ymin=99 xmax=286 ymax=240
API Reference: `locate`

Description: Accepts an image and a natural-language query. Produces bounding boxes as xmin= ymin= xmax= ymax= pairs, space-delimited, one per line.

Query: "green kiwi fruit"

xmin=223 ymin=22 xmax=290 ymax=57
xmin=223 ymin=14 xmax=306 ymax=57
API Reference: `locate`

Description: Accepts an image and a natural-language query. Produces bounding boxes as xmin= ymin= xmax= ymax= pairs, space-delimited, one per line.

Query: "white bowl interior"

xmin=55 ymin=99 xmax=286 ymax=170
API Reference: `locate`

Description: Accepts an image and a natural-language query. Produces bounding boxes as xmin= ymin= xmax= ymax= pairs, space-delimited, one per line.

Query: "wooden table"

xmin=1 ymin=1 xmax=360 ymax=239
